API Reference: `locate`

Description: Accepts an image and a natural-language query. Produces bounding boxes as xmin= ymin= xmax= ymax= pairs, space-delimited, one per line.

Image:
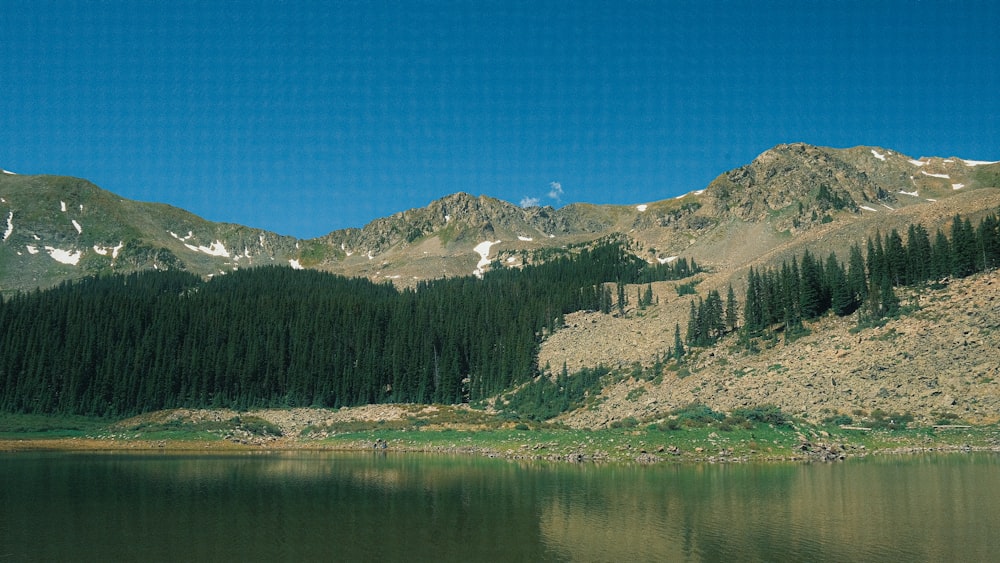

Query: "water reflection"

xmin=1 ymin=452 xmax=997 ymax=562
xmin=538 ymin=456 xmax=1000 ymax=562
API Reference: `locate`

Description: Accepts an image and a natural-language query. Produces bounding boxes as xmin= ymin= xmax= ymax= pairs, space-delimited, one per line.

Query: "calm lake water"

xmin=1 ymin=451 xmax=998 ymax=562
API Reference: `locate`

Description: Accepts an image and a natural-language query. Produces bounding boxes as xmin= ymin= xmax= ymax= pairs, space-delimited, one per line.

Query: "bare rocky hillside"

xmin=549 ymin=270 xmax=1000 ymax=428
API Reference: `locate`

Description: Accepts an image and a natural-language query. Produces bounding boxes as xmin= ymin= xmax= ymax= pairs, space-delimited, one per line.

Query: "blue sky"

xmin=3 ymin=1 xmax=998 ymax=238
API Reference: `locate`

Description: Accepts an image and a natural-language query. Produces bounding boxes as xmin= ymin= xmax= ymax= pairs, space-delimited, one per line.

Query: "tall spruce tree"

xmin=905 ymin=224 xmax=932 ymax=284
xmin=847 ymin=243 xmax=868 ymax=308
xmin=827 ymin=252 xmax=853 ymax=316
xmin=951 ymin=215 xmax=977 ymax=277
xmin=930 ymin=228 xmax=951 ymax=280
xmin=799 ymin=250 xmax=824 ymax=320
xmin=673 ymin=323 xmax=685 ymax=362
xmin=743 ymin=267 xmax=764 ymax=335
xmin=725 ymin=284 xmax=739 ymax=332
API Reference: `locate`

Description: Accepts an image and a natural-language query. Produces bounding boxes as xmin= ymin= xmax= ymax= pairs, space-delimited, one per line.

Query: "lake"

xmin=1 ymin=451 xmax=998 ymax=562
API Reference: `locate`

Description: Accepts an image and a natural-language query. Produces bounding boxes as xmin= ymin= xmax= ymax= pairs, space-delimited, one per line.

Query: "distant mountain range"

xmin=2 ymin=143 xmax=998 ymax=295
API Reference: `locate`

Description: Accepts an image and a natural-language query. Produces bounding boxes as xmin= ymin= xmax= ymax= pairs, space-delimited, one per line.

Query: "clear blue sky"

xmin=3 ymin=1 xmax=998 ymax=238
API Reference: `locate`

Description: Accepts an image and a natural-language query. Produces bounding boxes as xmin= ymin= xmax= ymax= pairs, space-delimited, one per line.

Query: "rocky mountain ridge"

xmin=3 ymin=144 xmax=997 ymax=295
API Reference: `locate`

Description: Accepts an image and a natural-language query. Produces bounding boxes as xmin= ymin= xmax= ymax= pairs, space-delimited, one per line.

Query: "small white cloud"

xmin=548 ymin=181 xmax=563 ymax=201
xmin=520 ymin=196 xmax=540 ymax=208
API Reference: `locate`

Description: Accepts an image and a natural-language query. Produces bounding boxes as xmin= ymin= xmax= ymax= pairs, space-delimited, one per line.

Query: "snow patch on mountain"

xmin=518 ymin=235 xmax=533 ymax=242
xmin=921 ymin=171 xmax=950 ymax=179
xmin=93 ymin=242 xmax=124 ymax=259
xmin=657 ymin=256 xmax=678 ymax=264
xmin=183 ymin=240 xmax=229 ymax=257
xmin=636 ymin=204 xmax=648 ymax=212
xmin=60 ymin=201 xmax=67 ymax=212
xmin=3 ymin=211 xmax=12 ymax=241
xmin=674 ymin=189 xmax=705 ymax=200
xmin=908 ymin=159 xmax=927 ymax=167
xmin=289 ymin=259 xmax=304 ymax=270
xmin=953 ymin=183 xmax=965 ymax=190
xmin=898 ymin=190 xmax=919 ymax=197
xmin=473 ymin=240 xmax=500 ymax=278
xmin=871 ymin=149 xmax=886 ymax=161
xmin=45 ymin=247 xmax=81 ymax=265
xmin=26 ymin=245 xmax=39 ymax=254
xmin=961 ymin=159 xmax=998 ymax=166
xmin=72 ymin=219 xmax=82 ymax=234
xmin=2 ymin=169 xmax=16 ymax=175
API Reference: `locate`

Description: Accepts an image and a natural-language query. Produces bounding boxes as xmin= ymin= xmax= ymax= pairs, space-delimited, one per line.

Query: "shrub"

xmin=500 ymin=365 xmax=610 ymax=421
xmin=675 ymin=281 xmax=699 ymax=296
xmin=823 ymin=414 xmax=854 ymax=426
xmin=233 ymin=415 xmax=283 ymax=437
xmin=867 ymin=410 xmax=913 ymax=430
xmin=650 ymin=420 xmax=681 ymax=432
xmin=626 ymin=387 xmax=647 ymax=401
xmin=670 ymin=403 xmax=724 ymax=426
xmin=731 ymin=404 xmax=790 ymax=427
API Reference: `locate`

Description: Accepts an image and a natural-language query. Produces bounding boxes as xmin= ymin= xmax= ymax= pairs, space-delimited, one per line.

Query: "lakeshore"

xmin=3 ymin=406 xmax=998 ymax=463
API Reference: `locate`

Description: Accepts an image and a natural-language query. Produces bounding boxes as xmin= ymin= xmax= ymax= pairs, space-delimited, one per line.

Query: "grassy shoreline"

xmin=3 ymin=410 xmax=998 ymax=463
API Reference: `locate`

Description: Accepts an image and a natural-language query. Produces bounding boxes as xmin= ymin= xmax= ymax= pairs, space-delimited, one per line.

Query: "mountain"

xmin=3 ymin=144 xmax=998 ymax=296
xmin=2 ymin=144 xmax=999 ymax=424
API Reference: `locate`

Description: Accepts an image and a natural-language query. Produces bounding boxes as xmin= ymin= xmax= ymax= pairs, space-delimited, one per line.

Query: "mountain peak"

xmin=3 ymin=143 xmax=999 ymax=294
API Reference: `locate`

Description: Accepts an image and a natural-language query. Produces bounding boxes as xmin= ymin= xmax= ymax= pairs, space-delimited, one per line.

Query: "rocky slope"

xmin=549 ymin=270 xmax=1000 ymax=428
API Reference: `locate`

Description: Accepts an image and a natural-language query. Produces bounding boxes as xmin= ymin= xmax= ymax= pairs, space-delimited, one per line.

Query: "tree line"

xmin=686 ymin=212 xmax=1000 ymax=350
xmin=0 ymin=241 xmax=699 ymax=417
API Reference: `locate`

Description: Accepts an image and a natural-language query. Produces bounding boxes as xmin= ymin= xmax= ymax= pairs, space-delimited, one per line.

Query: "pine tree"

xmin=799 ymin=250 xmax=823 ymax=319
xmin=616 ymin=281 xmax=627 ymax=316
xmin=673 ymin=323 xmax=685 ymax=362
xmin=743 ymin=268 xmax=761 ymax=334
xmin=976 ymin=213 xmax=1000 ymax=271
xmin=827 ymin=252 xmax=853 ymax=316
xmin=847 ymin=243 xmax=868 ymax=309
xmin=978 ymin=213 xmax=1000 ymax=271
xmin=599 ymin=284 xmax=612 ymax=314
xmin=702 ymin=290 xmax=725 ymax=342
xmin=725 ymin=284 xmax=738 ymax=332
xmin=780 ymin=260 xmax=801 ymax=332
xmin=885 ymin=229 xmax=907 ymax=286
xmin=641 ymin=284 xmax=654 ymax=309
xmin=686 ymin=300 xmax=699 ymax=345
xmin=905 ymin=224 xmax=932 ymax=284
xmin=952 ymin=216 xmax=978 ymax=277
xmin=930 ymin=228 xmax=951 ymax=280
xmin=867 ymin=234 xmax=886 ymax=285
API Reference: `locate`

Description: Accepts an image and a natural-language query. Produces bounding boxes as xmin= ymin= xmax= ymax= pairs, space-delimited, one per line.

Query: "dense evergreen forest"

xmin=0 ymin=240 xmax=699 ymax=417
xmin=686 ymin=212 xmax=1000 ymax=349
